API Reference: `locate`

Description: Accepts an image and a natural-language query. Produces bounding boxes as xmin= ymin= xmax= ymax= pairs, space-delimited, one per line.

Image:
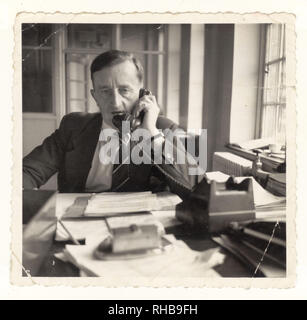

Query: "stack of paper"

xmin=266 ymin=173 xmax=286 ymax=196
xmin=55 ymin=212 xmax=166 ymax=243
xmin=231 ymin=138 xmax=274 ymax=150
xmin=207 ymin=172 xmax=286 ymax=277
xmin=213 ymin=232 xmax=286 ymax=277
xmin=155 ymin=191 xmax=182 ymax=210
xmin=84 ymin=192 xmax=158 ymax=217
xmin=205 ymin=171 xmax=230 ymax=183
xmin=63 ymin=235 xmax=225 ymax=278
xmin=203 ymin=172 xmax=286 ymax=221
xmin=213 ymin=152 xmax=252 ymax=176
xmin=55 ymin=191 xmax=182 ymax=243
xmin=55 ymin=219 xmax=110 ymax=242
xmin=235 ymin=176 xmax=286 ymax=210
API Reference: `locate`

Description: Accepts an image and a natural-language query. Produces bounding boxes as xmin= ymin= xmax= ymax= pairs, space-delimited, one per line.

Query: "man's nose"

xmin=110 ymin=90 xmax=122 ymax=107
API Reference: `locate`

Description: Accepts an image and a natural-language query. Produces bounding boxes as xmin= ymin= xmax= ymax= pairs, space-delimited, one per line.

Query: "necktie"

xmin=111 ymin=133 xmax=131 ymax=191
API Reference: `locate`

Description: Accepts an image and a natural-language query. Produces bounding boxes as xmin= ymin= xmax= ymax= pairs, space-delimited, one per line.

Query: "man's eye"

xmin=100 ymin=89 xmax=111 ymax=95
xmin=119 ymin=88 xmax=130 ymax=95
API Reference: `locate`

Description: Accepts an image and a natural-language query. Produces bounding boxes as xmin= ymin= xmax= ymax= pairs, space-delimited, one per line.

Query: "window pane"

xmin=22 ymin=49 xmax=53 ymax=113
xmin=280 ymin=61 xmax=286 ymax=105
xmin=69 ymin=100 xmax=87 ymax=113
xmin=121 ymin=24 xmax=161 ymax=52
xmin=66 ymin=53 xmax=98 ymax=113
xmin=268 ymin=24 xmax=282 ymax=61
xmin=263 ymin=62 xmax=281 ymax=104
xmin=262 ymin=105 xmax=277 ymax=138
xmin=67 ymin=24 xmax=112 ymax=50
xmin=127 ymin=53 xmax=160 ymax=103
xmin=144 ymin=54 xmax=158 ymax=99
xmin=277 ymin=105 xmax=286 ymax=143
xmin=22 ymin=23 xmax=53 ymax=47
xmin=69 ymin=82 xmax=86 ymax=100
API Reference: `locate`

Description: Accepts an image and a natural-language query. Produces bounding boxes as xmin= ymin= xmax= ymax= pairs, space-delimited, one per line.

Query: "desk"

xmin=22 ymin=191 xmax=257 ymax=278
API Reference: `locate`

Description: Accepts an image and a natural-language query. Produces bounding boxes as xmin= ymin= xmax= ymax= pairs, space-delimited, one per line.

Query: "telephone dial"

xmin=112 ymin=88 xmax=152 ymax=131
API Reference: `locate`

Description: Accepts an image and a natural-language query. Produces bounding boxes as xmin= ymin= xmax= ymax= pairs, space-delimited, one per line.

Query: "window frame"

xmin=22 ymin=24 xmax=68 ymax=129
xmin=63 ymin=24 xmax=167 ymax=115
xmin=257 ymin=23 xmax=286 ymax=144
xmin=22 ymin=23 xmax=55 ymax=116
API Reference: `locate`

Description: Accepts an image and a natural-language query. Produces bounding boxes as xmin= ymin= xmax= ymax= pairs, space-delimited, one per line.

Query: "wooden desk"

xmin=22 ymin=191 xmax=253 ymax=278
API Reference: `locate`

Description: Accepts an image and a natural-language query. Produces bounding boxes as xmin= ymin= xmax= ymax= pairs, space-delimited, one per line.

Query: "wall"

xmin=177 ymin=25 xmax=205 ymax=132
xmin=203 ymin=24 xmax=235 ymax=171
xmin=202 ymin=24 xmax=261 ymax=170
xmin=23 ymin=116 xmax=58 ymax=190
xmin=165 ymin=25 xmax=181 ymax=124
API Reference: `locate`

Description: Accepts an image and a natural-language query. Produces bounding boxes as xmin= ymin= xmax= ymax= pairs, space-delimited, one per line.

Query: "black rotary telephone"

xmin=112 ymin=88 xmax=152 ymax=132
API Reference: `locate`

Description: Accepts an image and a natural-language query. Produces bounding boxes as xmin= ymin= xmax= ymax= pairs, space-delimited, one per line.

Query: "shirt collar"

xmin=99 ymin=120 xmax=119 ymax=141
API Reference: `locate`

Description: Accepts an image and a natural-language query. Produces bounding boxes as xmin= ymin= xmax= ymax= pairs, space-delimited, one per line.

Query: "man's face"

xmin=91 ymin=60 xmax=143 ymax=127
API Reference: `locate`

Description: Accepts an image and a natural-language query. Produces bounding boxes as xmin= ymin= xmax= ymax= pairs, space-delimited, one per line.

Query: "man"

xmin=23 ymin=50 xmax=199 ymax=199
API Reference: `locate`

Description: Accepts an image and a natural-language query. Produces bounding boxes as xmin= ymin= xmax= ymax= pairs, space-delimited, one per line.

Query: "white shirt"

xmin=85 ymin=121 xmax=119 ymax=192
xmin=85 ymin=121 xmax=165 ymax=192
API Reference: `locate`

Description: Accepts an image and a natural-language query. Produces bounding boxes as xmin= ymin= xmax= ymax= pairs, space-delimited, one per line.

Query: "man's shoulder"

xmin=156 ymin=115 xmax=178 ymax=130
xmin=63 ymin=112 xmax=101 ymax=124
xmin=61 ymin=112 xmax=102 ymax=131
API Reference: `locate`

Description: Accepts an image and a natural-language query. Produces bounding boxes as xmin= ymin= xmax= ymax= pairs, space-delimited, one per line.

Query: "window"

xmin=65 ymin=24 xmax=166 ymax=114
xmin=22 ymin=23 xmax=54 ymax=113
xmin=261 ymin=24 xmax=286 ymax=145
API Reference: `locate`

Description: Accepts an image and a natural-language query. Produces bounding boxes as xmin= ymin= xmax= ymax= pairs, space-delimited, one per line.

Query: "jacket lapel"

xmin=64 ymin=114 xmax=102 ymax=192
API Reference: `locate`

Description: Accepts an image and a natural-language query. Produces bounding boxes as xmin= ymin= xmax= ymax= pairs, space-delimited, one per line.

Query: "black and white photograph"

xmin=11 ymin=14 xmax=296 ymax=287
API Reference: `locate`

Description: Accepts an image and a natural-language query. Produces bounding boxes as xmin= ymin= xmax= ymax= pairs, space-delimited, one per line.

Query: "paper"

xmin=204 ymin=172 xmax=286 ymax=208
xmin=55 ymin=219 xmax=109 ymax=243
xmin=205 ymin=171 xmax=231 ymax=183
xmin=213 ymin=152 xmax=252 ymax=176
xmin=234 ymin=176 xmax=286 ymax=208
xmin=155 ymin=191 xmax=182 ymax=210
xmin=55 ymin=212 xmax=168 ymax=243
xmin=212 ymin=235 xmax=286 ymax=278
xmin=55 ymin=193 xmax=93 ymax=218
xmin=231 ymin=137 xmax=275 ymax=150
xmin=63 ymin=235 xmax=225 ymax=278
xmin=151 ymin=210 xmax=182 ymax=229
xmin=84 ymin=192 xmax=158 ymax=216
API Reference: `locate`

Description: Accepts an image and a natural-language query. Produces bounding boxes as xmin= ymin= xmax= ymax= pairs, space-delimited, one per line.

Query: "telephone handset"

xmin=111 ymin=88 xmax=191 ymax=195
xmin=112 ymin=88 xmax=152 ymax=132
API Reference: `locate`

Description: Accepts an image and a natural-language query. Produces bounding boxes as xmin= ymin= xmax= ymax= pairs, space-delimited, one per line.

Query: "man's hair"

xmin=90 ymin=50 xmax=144 ymax=83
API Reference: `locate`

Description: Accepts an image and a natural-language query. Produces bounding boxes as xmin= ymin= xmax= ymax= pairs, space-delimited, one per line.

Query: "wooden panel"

xmin=23 ymin=117 xmax=57 ymax=157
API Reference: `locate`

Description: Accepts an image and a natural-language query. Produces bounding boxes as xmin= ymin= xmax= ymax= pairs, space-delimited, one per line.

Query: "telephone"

xmin=112 ymin=88 xmax=152 ymax=132
xmin=175 ymin=177 xmax=255 ymax=233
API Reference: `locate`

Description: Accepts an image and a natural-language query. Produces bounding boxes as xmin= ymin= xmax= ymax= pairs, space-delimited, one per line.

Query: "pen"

xmin=57 ymin=218 xmax=81 ymax=245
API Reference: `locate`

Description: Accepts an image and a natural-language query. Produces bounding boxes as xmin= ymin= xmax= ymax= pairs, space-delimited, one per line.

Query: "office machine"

xmin=176 ymin=177 xmax=255 ymax=233
xmin=94 ymin=223 xmax=162 ymax=260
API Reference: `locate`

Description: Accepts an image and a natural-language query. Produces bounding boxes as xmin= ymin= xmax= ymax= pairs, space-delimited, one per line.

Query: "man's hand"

xmin=132 ymin=94 xmax=160 ymax=137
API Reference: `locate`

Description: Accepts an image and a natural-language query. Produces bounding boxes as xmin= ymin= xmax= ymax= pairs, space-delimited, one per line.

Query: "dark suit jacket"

xmin=23 ymin=112 xmax=197 ymax=198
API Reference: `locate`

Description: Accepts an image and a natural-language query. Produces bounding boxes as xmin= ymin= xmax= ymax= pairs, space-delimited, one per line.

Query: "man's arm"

xmin=132 ymin=94 xmax=203 ymax=199
xmin=151 ymin=120 xmax=201 ymax=200
xmin=23 ymin=115 xmax=70 ymax=189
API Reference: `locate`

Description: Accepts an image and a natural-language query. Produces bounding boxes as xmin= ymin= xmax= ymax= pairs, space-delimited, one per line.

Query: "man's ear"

xmin=90 ymin=89 xmax=97 ymax=105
